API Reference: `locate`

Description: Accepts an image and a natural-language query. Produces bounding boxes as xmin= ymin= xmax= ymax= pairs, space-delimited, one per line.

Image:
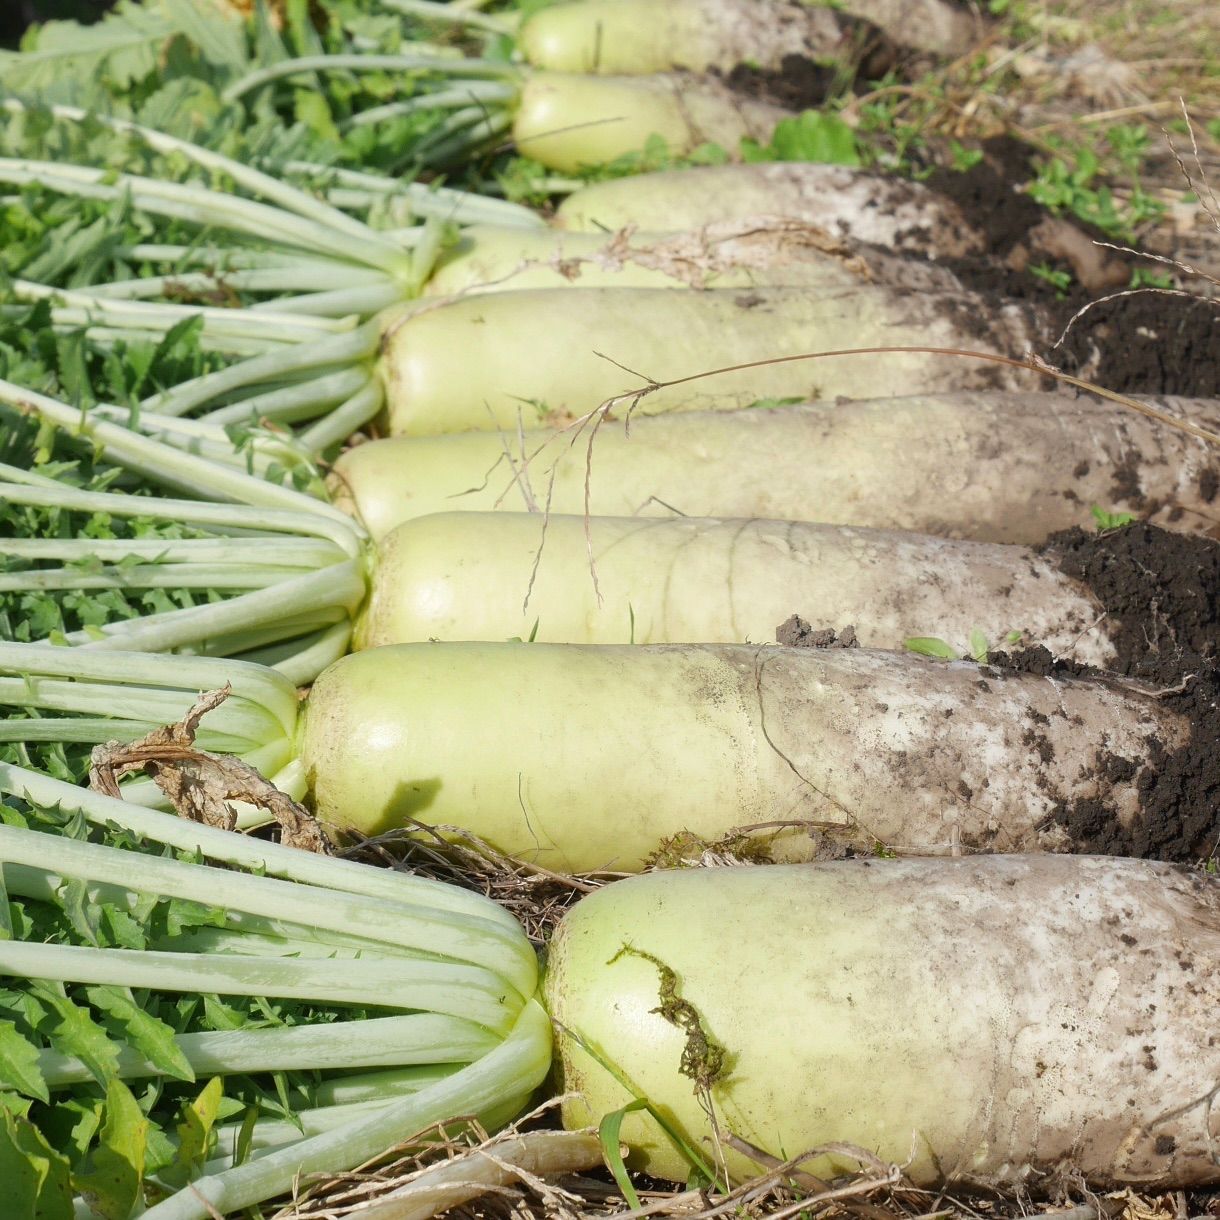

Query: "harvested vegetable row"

xmin=4 ymin=775 xmax=1217 ymax=1202
xmin=10 ymin=381 xmax=1218 ymax=678
xmin=329 ymin=391 xmax=1220 ymax=543
xmin=548 ymin=855 xmax=1220 ymax=1188
xmin=519 ymin=0 xmax=979 ymax=66
xmin=2 ymin=108 xmax=1022 ymax=451
xmin=3 ymin=639 xmax=1215 ymax=872
xmin=553 ymin=161 xmax=988 ymax=253
xmin=212 ymin=0 xmax=973 ymax=170
xmin=0 ymin=761 xmax=550 ymax=1220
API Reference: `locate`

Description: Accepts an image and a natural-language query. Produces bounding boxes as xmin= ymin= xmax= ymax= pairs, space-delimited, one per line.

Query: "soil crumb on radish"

xmin=774 ymin=616 xmax=858 ymax=649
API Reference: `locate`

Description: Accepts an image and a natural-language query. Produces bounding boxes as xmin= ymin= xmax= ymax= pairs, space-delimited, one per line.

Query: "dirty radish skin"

xmin=546 ymin=855 xmax=1220 ymax=1186
xmin=330 ymin=392 xmax=1220 ymax=543
xmin=511 ymin=72 xmax=789 ymax=172
xmin=554 ymin=163 xmax=985 ymax=258
xmin=378 ymin=286 xmax=1038 ymax=436
xmin=518 ymin=0 xmax=866 ymax=74
xmin=357 ymin=512 xmax=1118 ymax=666
xmin=299 ymin=642 xmax=1187 ymax=871
xmin=425 ymin=219 xmax=968 ymax=297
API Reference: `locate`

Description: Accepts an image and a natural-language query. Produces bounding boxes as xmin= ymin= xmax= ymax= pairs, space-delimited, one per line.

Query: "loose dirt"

xmin=776 ymin=524 xmax=1220 ymax=863
xmin=1044 ymin=521 xmax=1220 ymax=677
xmin=987 ymin=644 xmax=1220 ymax=863
xmin=916 ymin=137 xmax=1219 ymax=397
xmin=1000 ymin=523 xmax=1220 ymax=861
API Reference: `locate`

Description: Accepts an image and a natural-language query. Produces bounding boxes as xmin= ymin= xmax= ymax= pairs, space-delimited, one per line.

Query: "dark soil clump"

xmin=986 ymin=646 xmax=1220 ymax=863
xmin=1043 ymin=522 xmax=1220 ymax=680
xmin=1052 ymin=291 xmax=1220 ymax=399
xmin=775 ymin=616 xmax=858 ymax=648
xmin=984 ymin=644 xmax=1097 ymax=681
xmin=1051 ymin=660 xmax=1220 ymax=862
xmin=917 ymin=137 xmax=1217 ymax=397
xmin=926 ymin=136 xmax=1042 ymax=258
xmin=723 ymin=55 xmax=843 ymax=111
xmin=986 ymin=523 xmax=1220 ymax=862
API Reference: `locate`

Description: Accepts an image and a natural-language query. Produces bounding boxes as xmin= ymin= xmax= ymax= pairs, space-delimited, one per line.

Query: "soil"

xmin=980 ymin=523 xmax=1220 ymax=861
xmin=1051 ymin=290 xmax=1220 ymax=399
xmin=1043 ymin=521 xmax=1220 ymax=677
xmin=723 ymin=55 xmax=845 ymax=111
xmin=926 ymin=137 xmax=1045 ymax=258
xmin=919 ymin=139 xmax=1220 ymax=396
xmin=721 ymin=9 xmax=899 ymax=110
xmin=988 ymin=644 xmax=1220 ymax=863
xmin=775 ymin=616 xmax=858 ymax=648
xmin=776 ymin=525 xmax=1220 ymax=864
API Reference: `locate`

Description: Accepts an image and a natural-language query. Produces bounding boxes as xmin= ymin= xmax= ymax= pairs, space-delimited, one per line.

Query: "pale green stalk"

xmin=3 ymin=538 xmax=341 ymax=566
xmin=2 ymin=99 xmax=411 ymax=259
xmin=281 ymin=160 xmax=543 ymax=227
xmin=347 ymin=80 xmax=518 ymax=127
xmin=200 ymin=366 xmax=371 ymax=426
xmin=221 ymin=53 xmax=520 ymax=103
xmin=0 ymin=763 xmax=525 ymax=929
xmin=51 ymin=561 xmax=364 ymax=660
xmin=85 ymin=266 xmax=394 ymax=300
xmin=245 ymin=282 xmax=407 ymax=319
xmin=416 ymin=107 xmax=513 ymax=164
xmin=0 ymin=481 xmax=360 ymax=554
xmin=13 ymin=280 xmax=355 ymax=343
xmin=243 ymin=620 xmax=354 ymax=687
xmin=380 ymin=0 xmax=517 ymax=35
xmin=0 ymin=678 xmax=284 ymax=749
xmin=0 ymin=719 xmax=262 ymax=755
xmin=0 ymin=377 xmax=358 ymax=527
xmin=0 ymin=562 xmax=319 ymax=593
xmin=33 ymin=1013 xmax=497 ymax=1086
xmin=0 ymin=641 xmax=300 ymax=736
xmin=118 ymin=245 xmax=375 ymax=271
xmin=0 ymin=826 xmax=533 ymax=1000
xmin=297 ymin=379 xmax=386 ymax=453
xmin=0 ymin=159 xmax=409 ymax=272
xmin=138 ymin=318 xmax=381 ymax=419
xmin=140 ymin=1000 xmax=552 ymax=1220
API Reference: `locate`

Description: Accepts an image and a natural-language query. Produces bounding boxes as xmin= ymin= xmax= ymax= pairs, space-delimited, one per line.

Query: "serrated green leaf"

xmin=31 ymin=984 xmax=122 ymax=1089
xmin=161 ymin=1076 xmax=223 ymax=1189
xmin=0 ymin=1021 xmax=49 ymax=1103
xmin=768 ymin=110 xmax=859 ymax=166
xmin=100 ymin=907 xmax=147 ymax=953
xmin=294 ymin=89 xmax=342 ymax=143
xmin=54 ymin=1096 xmax=105 ymax=1165
xmin=0 ymin=2 xmax=174 ymax=93
xmin=59 ymin=878 xmax=103 ymax=948
xmin=0 ymin=1090 xmax=33 ymax=1118
xmin=0 ymin=1106 xmax=74 ymax=1220
xmin=201 ymin=995 xmax=246 ymax=1031
xmin=904 ymin=636 xmax=960 ymax=661
xmin=162 ymin=0 xmax=248 ymax=69
xmin=86 ymin=987 xmax=194 ymax=1084
xmin=73 ymin=1078 xmax=147 ymax=1220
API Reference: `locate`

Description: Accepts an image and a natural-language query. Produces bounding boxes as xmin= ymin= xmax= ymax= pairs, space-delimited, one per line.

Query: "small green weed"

xmin=1028 ymin=128 xmax=1166 ymax=242
xmin=1029 ymin=261 xmax=1073 ymax=296
xmin=1091 ymin=505 xmax=1136 ymax=531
